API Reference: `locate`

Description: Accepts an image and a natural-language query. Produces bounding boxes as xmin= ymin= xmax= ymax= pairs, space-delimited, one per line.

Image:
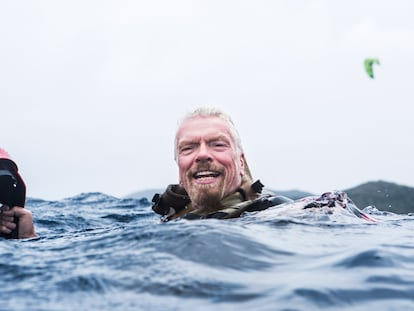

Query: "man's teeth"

xmin=194 ymin=171 xmax=220 ymax=178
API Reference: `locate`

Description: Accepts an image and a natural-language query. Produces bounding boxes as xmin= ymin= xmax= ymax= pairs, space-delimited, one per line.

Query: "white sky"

xmin=1 ymin=1 xmax=413 ymax=200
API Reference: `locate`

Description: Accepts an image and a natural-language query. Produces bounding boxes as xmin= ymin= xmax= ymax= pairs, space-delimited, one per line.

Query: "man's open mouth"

xmin=193 ymin=171 xmax=221 ymax=179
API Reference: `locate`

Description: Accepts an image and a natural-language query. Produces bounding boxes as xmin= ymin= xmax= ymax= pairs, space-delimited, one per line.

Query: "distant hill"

xmin=270 ymin=189 xmax=313 ymax=200
xmin=344 ymin=180 xmax=414 ymax=214
xmin=125 ymin=180 xmax=414 ymax=214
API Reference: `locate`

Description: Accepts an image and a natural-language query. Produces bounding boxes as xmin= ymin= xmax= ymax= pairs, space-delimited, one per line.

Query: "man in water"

xmin=0 ymin=148 xmax=37 ymax=239
xmin=151 ymin=107 xmax=284 ymax=220
xmin=151 ymin=107 xmax=376 ymax=222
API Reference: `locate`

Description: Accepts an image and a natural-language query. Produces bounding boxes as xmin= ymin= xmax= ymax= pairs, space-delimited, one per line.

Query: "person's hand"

xmin=0 ymin=205 xmax=37 ymax=239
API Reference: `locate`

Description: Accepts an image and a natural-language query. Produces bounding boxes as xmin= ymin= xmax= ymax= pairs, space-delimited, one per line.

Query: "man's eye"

xmin=211 ymin=141 xmax=228 ymax=148
xmin=180 ymin=146 xmax=194 ymax=154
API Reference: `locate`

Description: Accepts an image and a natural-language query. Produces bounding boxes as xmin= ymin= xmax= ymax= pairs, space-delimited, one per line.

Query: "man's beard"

xmin=187 ymin=183 xmax=224 ymax=213
xmin=185 ymin=164 xmax=225 ymax=213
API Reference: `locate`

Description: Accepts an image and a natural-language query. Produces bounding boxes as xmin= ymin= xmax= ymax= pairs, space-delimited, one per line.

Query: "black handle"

xmin=10 ymin=215 xmax=19 ymax=239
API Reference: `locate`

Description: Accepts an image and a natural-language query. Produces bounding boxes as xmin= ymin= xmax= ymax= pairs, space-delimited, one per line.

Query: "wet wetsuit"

xmin=151 ymin=180 xmax=292 ymax=221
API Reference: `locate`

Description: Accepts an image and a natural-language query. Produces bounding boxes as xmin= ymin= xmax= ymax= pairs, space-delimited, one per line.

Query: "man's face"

xmin=176 ymin=116 xmax=244 ymax=208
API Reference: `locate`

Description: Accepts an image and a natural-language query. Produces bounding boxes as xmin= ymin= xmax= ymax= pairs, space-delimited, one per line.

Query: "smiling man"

xmin=176 ymin=109 xmax=247 ymax=214
xmin=151 ymin=107 xmax=290 ymax=221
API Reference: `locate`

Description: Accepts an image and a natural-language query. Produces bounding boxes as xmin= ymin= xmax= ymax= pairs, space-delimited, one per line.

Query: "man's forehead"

xmin=177 ymin=116 xmax=233 ymax=141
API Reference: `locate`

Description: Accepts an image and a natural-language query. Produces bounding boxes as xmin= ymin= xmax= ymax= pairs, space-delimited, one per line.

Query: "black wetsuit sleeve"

xmin=151 ymin=184 xmax=191 ymax=216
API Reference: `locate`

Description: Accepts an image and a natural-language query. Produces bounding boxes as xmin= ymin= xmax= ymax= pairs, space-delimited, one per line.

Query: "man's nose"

xmin=195 ymin=143 xmax=212 ymax=162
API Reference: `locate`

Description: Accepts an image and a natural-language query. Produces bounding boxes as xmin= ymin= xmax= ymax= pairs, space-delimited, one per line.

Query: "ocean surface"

xmin=1 ymin=192 xmax=414 ymax=311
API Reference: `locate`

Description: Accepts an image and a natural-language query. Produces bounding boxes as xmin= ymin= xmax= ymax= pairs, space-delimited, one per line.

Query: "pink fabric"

xmin=0 ymin=147 xmax=12 ymax=160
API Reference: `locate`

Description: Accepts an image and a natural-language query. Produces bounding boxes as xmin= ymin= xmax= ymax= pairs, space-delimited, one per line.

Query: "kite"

xmin=364 ymin=58 xmax=380 ymax=79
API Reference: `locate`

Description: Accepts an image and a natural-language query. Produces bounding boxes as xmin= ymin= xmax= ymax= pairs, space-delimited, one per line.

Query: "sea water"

xmin=1 ymin=192 xmax=414 ymax=311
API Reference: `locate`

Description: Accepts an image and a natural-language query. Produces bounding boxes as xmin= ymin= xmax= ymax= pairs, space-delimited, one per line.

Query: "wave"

xmin=1 ymin=192 xmax=414 ymax=310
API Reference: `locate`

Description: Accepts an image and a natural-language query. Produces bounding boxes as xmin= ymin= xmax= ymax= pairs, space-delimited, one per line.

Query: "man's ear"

xmin=240 ymin=154 xmax=245 ymax=177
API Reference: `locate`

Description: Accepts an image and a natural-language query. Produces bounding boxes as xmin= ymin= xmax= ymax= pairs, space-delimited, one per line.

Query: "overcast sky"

xmin=1 ymin=1 xmax=413 ymax=200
